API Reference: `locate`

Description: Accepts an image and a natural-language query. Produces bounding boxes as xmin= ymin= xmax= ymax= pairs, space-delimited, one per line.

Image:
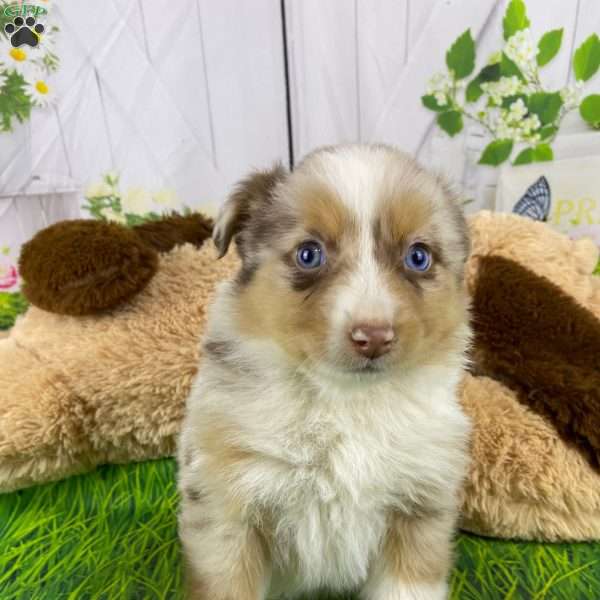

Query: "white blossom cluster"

xmin=85 ymin=173 xmax=179 ymax=224
xmin=480 ymin=76 xmax=525 ymax=105
xmin=560 ymin=81 xmax=585 ymax=109
xmin=424 ymin=25 xmax=583 ymax=146
xmin=490 ymin=101 xmax=542 ymax=142
xmin=504 ymin=29 xmax=538 ymax=77
xmin=425 ymin=72 xmax=453 ymax=107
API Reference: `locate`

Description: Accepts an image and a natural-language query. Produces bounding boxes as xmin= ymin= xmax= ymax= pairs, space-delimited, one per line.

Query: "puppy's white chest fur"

xmin=182 ymin=363 xmax=469 ymax=595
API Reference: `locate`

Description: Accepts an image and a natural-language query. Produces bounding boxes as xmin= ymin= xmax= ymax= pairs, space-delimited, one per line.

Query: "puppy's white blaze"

xmin=334 ymin=261 xmax=395 ymax=326
xmin=318 ymin=147 xmax=397 ymax=333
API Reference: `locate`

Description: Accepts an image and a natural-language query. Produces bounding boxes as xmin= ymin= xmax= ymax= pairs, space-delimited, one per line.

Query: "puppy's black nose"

xmin=350 ymin=324 xmax=394 ymax=359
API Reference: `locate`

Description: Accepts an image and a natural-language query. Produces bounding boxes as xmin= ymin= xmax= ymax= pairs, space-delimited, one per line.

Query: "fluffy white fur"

xmin=178 ymin=144 xmax=471 ymax=600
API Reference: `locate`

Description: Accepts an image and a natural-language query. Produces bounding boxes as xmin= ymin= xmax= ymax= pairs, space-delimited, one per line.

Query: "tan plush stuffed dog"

xmin=2 ymin=210 xmax=600 ymax=542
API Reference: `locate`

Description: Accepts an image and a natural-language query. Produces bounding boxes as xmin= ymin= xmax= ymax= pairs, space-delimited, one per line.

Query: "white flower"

xmin=505 ymin=29 xmax=537 ymax=73
xmin=25 ymin=75 xmax=54 ymax=107
xmin=102 ymin=208 xmax=127 ymax=224
xmin=506 ymin=98 xmax=527 ymax=123
xmin=0 ymin=72 xmax=7 ymax=88
xmin=153 ymin=188 xmax=178 ymax=207
xmin=560 ymin=82 xmax=584 ymax=109
xmin=426 ymin=72 xmax=453 ymax=96
xmin=5 ymin=46 xmax=35 ymax=79
xmin=85 ymin=182 xmax=113 ymax=198
xmin=121 ymin=187 xmax=152 ymax=214
xmin=433 ymin=91 xmax=448 ymax=106
xmin=490 ymin=104 xmax=541 ymax=142
xmin=481 ymin=76 xmax=522 ymax=104
xmin=521 ymin=114 xmax=541 ymax=135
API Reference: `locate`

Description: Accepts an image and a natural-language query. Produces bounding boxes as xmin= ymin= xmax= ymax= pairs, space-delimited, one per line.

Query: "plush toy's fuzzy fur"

xmin=472 ymin=254 xmax=600 ymax=471
xmin=18 ymin=213 xmax=213 ymax=315
xmin=2 ymin=209 xmax=600 ymax=544
xmin=459 ymin=373 xmax=600 ymax=541
xmin=1 ymin=242 xmax=238 ymax=493
xmin=133 ymin=213 xmax=213 ymax=254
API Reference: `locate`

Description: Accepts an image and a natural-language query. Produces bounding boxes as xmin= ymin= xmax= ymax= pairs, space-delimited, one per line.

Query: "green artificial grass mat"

xmin=1 ymin=459 xmax=600 ymax=599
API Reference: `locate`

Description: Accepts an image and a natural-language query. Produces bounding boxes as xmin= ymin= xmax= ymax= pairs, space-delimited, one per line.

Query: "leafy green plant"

xmin=0 ymin=291 xmax=27 ymax=330
xmin=82 ymin=172 xmax=184 ymax=226
xmin=422 ymin=0 xmax=600 ymax=166
xmin=0 ymin=1 xmax=60 ymax=132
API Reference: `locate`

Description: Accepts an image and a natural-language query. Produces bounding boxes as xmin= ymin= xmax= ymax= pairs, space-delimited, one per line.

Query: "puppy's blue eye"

xmin=296 ymin=241 xmax=325 ymax=270
xmin=404 ymin=244 xmax=432 ymax=272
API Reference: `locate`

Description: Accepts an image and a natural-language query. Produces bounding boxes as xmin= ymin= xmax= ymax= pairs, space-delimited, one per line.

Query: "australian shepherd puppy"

xmin=178 ymin=144 xmax=471 ymax=600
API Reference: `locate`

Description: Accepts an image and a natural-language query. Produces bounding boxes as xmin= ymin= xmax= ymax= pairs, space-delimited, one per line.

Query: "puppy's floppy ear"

xmin=213 ymin=164 xmax=287 ymax=258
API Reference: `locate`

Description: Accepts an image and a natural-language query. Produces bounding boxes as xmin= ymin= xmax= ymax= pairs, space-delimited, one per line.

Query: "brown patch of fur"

xmin=235 ymin=259 xmax=333 ymax=363
xmin=379 ymin=191 xmax=433 ymax=244
xmin=214 ymin=165 xmax=288 ymax=261
xmin=133 ymin=213 xmax=213 ymax=253
xmin=293 ymin=177 xmax=356 ymax=246
xmin=199 ymin=420 xmax=257 ymax=515
xmin=471 ymin=255 xmax=600 ymax=470
xmin=377 ymin=510 xmax=453 ymax=586
xmin=184 ymin=527 xmax=269 ymax=600
xmin=19 ymin=220 xmax=158 ymax=315
xmin=203 ymin=340 xmax=235 ymax=363
xmin=382 ymin=264 xmax=469 ymax=367
xmin=185 ymin=486 xmax=204 ymax=502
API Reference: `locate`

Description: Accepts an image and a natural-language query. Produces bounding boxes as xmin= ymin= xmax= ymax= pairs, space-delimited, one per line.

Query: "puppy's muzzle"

xmin=349 ymin=323 xmax=395 ymax=359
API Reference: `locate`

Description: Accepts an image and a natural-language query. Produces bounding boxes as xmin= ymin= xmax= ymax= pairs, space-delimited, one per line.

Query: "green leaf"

xmin=421 ymin=95 xmax=447 ymax=112
xmin=537 ymin=29 xmax=563 ymax=67
xmin=539 ymin=124 xmax=558 ymax=140
xmin=527 ymin=92 xmax=563 ymax=125
xmin=501 ymin=53 xmax=525 ymax=81
xmin=0 ymin=71 xmax=32 ymax=133
xmin=446 ymin=30 xmax=476 ymax=79
xmin=573 ymin=34 xmax=600 ymax=82
xmin=513 ymin=148 xmax=534 ymax=165
xmin=437 ymin=111 xmax=464 ymax=136
xmin=580 ymin=94 xmax=600 ymax=128
xmin=513 ymin=143 xmax=554 ymax=166
xmin=503 ymin=0 xmax=530 ymax=41
xmin=534 ymin=143 xmax=553 ymax=161
xmin=479 ymin=139 xmax=514 ymax=166
xmin=465 ymin=63 xmax=501 ymax=102
xmin=501 ymin=94 xmax=528 ymax=109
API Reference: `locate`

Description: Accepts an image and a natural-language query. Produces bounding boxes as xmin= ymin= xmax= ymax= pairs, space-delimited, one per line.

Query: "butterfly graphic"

xmin=512 ymin=176 xmax=551 ymax=221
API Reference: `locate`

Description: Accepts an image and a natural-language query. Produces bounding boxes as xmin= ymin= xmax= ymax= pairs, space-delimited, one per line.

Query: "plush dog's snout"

xmin=349 ymin=324 xmax=395 ymax=359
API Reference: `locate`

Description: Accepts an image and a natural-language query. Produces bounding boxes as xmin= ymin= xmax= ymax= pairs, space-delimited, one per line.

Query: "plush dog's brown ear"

xmin=133 ymin=212 xmax=213 ymax=253
xmin=19 ymin=212 xmax=215 ymax=316
xmin=212 ymin=165 xmax=287 ymax=258
xmin=19 ymin=220 xmax=158 ymax=316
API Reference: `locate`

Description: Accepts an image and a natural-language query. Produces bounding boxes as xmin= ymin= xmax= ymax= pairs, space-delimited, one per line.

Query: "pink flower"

xmin=0 ymin=264 xmax=18 ymax=289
